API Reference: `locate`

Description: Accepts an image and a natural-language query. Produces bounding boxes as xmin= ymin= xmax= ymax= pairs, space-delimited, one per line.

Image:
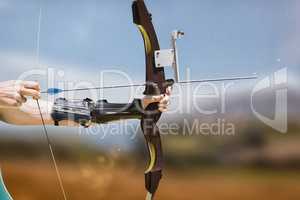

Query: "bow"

xmin=36 ymin=1 xmax=172 ymax=199
xmin=132 ymin=1 xmax=174 ymax=199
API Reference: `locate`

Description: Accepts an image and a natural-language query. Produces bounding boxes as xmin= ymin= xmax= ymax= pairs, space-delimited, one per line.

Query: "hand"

xmin=0 ymin=80 xmax=41 ymax=108
xmin=142 ymin=86 xmax=172 ymax=112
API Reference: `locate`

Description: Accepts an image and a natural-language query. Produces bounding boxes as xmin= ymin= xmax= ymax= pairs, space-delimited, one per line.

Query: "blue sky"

xmin=0 ymin=0 xmax=299 ymax=86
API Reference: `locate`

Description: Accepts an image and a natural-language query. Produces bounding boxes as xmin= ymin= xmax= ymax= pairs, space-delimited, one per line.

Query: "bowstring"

xmin=35 ymin=7 xmax=68 ymax=200
xmin=36 ymin=100 xmax=68 ymax=200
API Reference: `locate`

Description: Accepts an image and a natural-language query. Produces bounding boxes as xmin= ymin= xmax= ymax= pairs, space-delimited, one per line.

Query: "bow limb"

xmin=141 ymin=114 xmax=163 ymax=200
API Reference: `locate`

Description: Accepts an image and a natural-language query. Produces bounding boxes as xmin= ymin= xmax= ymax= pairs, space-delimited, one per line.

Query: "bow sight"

xmin=154 ymin=30 xmax=184 ymax=83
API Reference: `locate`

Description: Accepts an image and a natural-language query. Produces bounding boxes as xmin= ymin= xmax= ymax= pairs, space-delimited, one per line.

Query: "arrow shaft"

xmin=42 ymin=75 xmax=258 ymax=94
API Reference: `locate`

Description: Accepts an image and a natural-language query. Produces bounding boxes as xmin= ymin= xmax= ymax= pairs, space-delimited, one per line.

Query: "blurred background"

xmin=0 ymin=0 xmax=299 ymax=199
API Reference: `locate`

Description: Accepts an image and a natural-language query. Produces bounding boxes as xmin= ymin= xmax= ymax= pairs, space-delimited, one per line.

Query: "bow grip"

xmin=143 ymin=79 xmax=174 ymax=96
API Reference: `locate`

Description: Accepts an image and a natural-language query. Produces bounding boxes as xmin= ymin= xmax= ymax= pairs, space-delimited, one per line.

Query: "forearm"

xmin=51 ymin=98 xmax=144 ymax=126
xmin=0 ymin=97 xmax=143 ymax=127
xmin=0 ymin=97 xmax=153 ymax=127
xmin=0 ymin=99 xmax=53 ymax=125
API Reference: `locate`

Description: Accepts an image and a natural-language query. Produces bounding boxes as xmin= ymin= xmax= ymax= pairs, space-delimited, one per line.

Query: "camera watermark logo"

xmin=251 ymin=68 xmax=288 ymax=133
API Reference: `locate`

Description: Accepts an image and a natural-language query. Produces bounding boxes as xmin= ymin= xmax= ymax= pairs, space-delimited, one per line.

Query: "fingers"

xmin=22 ymin=81 xmax=40 ymax=91
xmin=19 ymin=81 xmax=41 ymax=99
xmin=159 ymin=86 xmax=172 ymax=112
xmin=149 ymin=86 xmax=172 ymax=102
xmin=13 ymin=81 xmax=41 ymax=99
xmin=158 ymin=95 xmax=170 ymax=112
xmin=0 ymin=80 xmax=41 ymax=108
xmin=142 ymin=86 xmax=172 ymax=111
xmin=1 ymin=93 xmax=27 ymax=108
xmin=14 ymin=93 xmax=27 ymax=104
xmin=20 ymin=88 xmax=41 ymax=99
xmin=165 ymin=86 xmax=172 ymax=96
xmin=150 ymin=95 xmax=164 ymax=102
xmin=0 ymin=97 xmax=22 ymax=107
xmin=158 ymin=105 xmax=168 ymax=112
xmin=3 ymin=91 xmax=27 ymax=104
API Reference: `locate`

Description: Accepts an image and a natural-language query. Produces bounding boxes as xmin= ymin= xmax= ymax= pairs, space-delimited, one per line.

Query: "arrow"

xmin=42 ymin=75 xmax=258 ymax=95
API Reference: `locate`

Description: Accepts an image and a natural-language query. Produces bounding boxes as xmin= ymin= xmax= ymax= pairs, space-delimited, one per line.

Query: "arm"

xmin=0 ymin=80 xmax=171 ymax=127
xmin=51 ymin=87 xmax=171 ymax=127
xmin=0 ymin=80 xmax=75 ymax=126
xmin=0 ymin=98 xmax=54 ymax=125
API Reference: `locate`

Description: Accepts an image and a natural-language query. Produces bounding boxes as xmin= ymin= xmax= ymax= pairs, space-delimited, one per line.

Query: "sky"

xmin=0 ymin=0 xmax=299 ymax=85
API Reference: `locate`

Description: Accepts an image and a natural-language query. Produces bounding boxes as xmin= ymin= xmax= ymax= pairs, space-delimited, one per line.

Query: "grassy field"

xmin=2 ymin=160 xmax=300 ymax=200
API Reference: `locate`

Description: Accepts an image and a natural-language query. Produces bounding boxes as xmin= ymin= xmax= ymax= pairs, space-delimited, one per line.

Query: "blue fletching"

xmin=47 ymin=88 xmax=63 ymax=94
